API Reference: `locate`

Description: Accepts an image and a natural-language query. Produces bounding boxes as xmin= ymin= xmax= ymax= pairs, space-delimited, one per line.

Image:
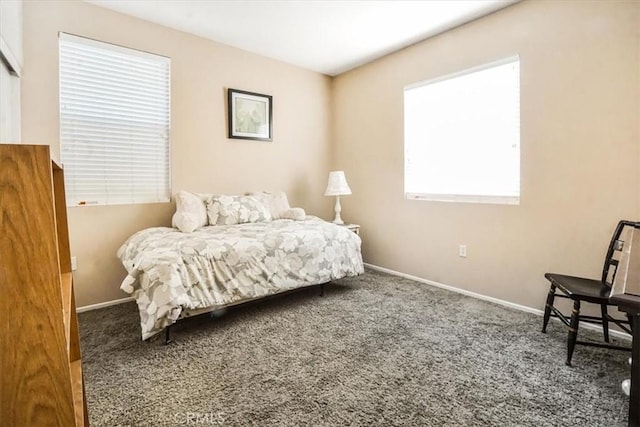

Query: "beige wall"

xmin=21 ymin=0 xmax=333 ymax=306
xmin=332 ymin=0 xmax=640 ymax=310
xmin=21 ymin=0 xmax=640 ymax=311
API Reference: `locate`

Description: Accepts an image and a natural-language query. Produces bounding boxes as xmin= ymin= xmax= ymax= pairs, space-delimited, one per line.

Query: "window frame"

xmin=403 ymin=55 xmax=521 ymax=206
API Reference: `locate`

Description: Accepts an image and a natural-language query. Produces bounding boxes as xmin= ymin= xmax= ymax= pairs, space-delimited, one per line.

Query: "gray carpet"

xmin=79 ymin=269 xmax=631 ymax=426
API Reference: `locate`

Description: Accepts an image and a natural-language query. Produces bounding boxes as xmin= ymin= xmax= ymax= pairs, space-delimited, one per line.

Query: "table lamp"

xmin=324 ymin=171 xmax=352 ymax=224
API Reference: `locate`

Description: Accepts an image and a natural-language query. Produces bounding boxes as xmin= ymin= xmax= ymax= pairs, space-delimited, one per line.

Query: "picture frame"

xmin=227 ymin=88 xmax=273 ymax=141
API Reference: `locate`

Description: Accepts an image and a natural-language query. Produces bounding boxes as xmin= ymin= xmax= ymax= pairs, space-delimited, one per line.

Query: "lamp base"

xmin=332 ymin=196 xmax=344 ymax=225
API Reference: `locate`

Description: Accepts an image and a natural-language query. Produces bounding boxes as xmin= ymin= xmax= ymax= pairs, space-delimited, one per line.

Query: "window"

xmin=59 ymin=33 xmax=170 ymax=206
xmin=404 ymin=56 xmax=520 ymax=204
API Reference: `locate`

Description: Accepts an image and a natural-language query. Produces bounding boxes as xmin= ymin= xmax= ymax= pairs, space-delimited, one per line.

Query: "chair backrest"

xmin=601 ymin=220 xmax=640 ymax=291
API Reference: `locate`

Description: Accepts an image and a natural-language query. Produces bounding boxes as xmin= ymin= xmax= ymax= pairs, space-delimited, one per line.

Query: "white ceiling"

xmin=86 ymin=0 xmax=518 ymax=76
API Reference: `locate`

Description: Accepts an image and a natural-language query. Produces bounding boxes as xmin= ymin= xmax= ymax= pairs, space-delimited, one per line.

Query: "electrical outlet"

xmin=459 ymin=245 xmax=467 ymax=258
xmin=71 ymin=256 xmax=77 ymax=271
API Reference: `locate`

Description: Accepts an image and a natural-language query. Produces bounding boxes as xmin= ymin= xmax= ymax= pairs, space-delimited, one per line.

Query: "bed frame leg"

xmin=320 ymin=283 xmax=325 ymax=297
xmin=164 ymin=325 xmax=173 ymax=345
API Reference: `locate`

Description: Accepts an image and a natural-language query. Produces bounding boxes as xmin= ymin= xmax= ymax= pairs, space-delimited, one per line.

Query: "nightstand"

xmin=341 ymin=223 xmax=360 ymax=235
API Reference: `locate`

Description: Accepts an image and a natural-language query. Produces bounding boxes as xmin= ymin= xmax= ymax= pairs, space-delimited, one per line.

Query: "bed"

xmin=118 ymin=212 xmax=364 ymax=341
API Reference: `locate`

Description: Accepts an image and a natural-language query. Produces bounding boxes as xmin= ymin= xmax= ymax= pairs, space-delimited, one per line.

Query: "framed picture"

xmin=227 ymin=88 xmax=273 ymax=141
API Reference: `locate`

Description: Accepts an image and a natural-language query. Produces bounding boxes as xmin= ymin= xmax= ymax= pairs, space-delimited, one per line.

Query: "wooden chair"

xmin=542 ymin=220 xmax=636 ymax=366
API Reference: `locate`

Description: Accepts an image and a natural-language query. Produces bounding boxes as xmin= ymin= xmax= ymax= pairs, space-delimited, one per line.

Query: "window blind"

xmin=59 ymin=32 xmax=171 ymax=206
xmin=404 ymin=56 xmax=520 ymax=205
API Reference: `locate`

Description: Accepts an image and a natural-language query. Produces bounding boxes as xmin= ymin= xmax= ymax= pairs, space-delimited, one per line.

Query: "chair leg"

xmin=567 ymin=300 xmax=581 ymax=367
xmin=601 ymin=304 xmax=610 ymax=343
xmin=542 ymin=284 xmax=556 ymax=333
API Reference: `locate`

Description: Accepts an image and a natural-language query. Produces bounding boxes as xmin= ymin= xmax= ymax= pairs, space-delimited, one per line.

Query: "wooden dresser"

xmin=0 ymin=144 xmax=89 ymax=426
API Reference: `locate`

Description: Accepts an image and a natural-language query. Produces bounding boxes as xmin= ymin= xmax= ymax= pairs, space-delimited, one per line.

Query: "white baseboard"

xmin=364 ymin=263 xmax=631 ymax=341
xmin=77 ymin=296 xmax=134 ymax=313
xmin=76 ymin=265 xmax=631 ymax=342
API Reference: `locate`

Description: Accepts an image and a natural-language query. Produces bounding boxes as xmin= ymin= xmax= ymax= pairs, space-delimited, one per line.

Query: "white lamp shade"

xmin=324 ymin=171 xmax=352 ymax=196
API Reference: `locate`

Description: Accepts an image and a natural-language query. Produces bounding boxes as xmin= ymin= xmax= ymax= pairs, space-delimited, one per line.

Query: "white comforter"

xmin=117 ymin=217 xmax=364 ymax=339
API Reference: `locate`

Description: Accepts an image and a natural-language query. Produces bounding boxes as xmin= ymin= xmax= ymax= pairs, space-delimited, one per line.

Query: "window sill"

xmin=405 ymin=193 xmax=519 ymax=206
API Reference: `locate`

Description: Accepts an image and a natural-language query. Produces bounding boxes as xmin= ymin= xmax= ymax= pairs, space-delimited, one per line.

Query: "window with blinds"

xmin=404 ymin=56 xmax=520 ymax=205
xmin=59 ymin=33 xmax=171 ymax=206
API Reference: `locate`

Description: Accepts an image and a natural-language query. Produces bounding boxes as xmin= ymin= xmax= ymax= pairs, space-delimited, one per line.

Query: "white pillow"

xmin=171 ymin=211 xmax=201 ymax=233
xmin=280 ymin=207 xmax=306 ymax=221
xmin=171 ymin=190 xmax=208 ymax=232
xmin=248 ymin=191 xmax=291 ymax=219
xmin=207 ymin=195 xmax=272 ymax=225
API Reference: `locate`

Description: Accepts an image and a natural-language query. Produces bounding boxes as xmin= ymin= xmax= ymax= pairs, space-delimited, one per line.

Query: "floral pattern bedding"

xmin=117 ymin=216 xmax=364 ymax=339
